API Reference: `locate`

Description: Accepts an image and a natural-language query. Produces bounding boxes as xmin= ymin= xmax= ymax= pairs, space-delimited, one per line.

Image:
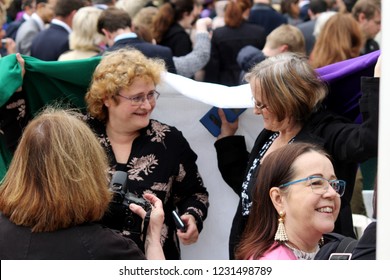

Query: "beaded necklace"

xmin=284 ymin=243 xmax=320 ymax=260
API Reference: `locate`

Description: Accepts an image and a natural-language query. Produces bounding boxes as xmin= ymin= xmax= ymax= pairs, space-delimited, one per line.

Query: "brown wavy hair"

xmin=235 ymin=142 xmax=331 ymax=259
xmin=245 ymin=52 xmax=327 ymax=123
xmin=0 ymin=108 xmax=112 ymax=232
xmin=224 ymin=0 xmax=252 ymax=28
xmin=152 ymin=0 xmax=195 ymax=43
xmin=310 ymin=13 xmax=363 ymax=68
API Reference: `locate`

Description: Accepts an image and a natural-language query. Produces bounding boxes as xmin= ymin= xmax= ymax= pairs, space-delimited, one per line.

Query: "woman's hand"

xmin=217 ymin=108 xmax=239 ymax=140
xmin=195 ymin=17 xmax=212 ymax=35
xmin=130 ymin=193 xmax=165 ymax=260
xmin=2 ymin=38 xmax=17 ymax=55
xmin=176 ymin=214 xmax=199 ymax=245
xmin=15 ymin=53 xmax=25 ymax=92
xmin=374 ymin=54 xmax=381 ymax=78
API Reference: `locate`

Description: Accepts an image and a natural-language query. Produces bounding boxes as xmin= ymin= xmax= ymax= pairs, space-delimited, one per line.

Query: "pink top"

xmin=250 ymin=243 xmax=297 ymax=260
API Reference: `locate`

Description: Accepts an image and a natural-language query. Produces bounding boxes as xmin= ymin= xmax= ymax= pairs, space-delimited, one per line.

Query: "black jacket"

xmin=204 ymin=22 xmax=266 ymax=86
xmin=236 ymin=45 xmax=267 ymax=84
xmin=30 ymin=23 xmax=70 ymax=61
xmin=352 ymin=221 xmax=376 ymax=260
xmin=247 ymin=3 xmax=288 ymax=36
xmin=215 ymin=77 xmax=379 ymax=259
xmin=160 ymin=23 xmax=192 ymax=57
xmin=105 ymin=37 xmax=177 ymax=74
xmin=0 ymin=213 xmax=145 ymax=260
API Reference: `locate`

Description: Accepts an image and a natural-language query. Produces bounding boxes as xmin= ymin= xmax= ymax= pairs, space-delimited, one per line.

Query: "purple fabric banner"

xmin=317 ymin=50 xmax=381 ymax=123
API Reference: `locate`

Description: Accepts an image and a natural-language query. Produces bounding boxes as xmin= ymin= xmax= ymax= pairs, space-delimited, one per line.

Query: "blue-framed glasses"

xmin=117 ymin=90 xmax=160 ymax=106
xmin=279 ymin=176 xmax=346 ymax=197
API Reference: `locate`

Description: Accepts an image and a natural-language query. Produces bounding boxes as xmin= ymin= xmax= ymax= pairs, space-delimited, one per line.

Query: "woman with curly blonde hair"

xmin=85 ymin=48 xmax=209 ymax=260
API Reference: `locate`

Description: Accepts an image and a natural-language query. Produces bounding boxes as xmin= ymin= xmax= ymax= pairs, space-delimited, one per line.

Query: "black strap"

xmin=336 ymin=237 xmax=358 ymax=253
xmin=141 ymin=209 xmax=152 ymax=247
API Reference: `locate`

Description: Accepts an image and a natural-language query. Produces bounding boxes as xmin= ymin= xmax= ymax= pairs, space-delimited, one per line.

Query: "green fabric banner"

xmin=0 ymin=54 xmax=102 ymax=178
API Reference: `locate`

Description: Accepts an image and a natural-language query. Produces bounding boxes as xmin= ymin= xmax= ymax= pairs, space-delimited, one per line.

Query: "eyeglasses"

xmin=251 ymin=96 xmax=268 ymax=110
xmin=279 ymin=176 xmax=346 ymax=197
xmin=117 ymin=90 xmax=160 ymax=106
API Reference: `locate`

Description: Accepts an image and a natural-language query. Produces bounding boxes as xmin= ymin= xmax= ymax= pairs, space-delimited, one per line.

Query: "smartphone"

xmin=329 ymin=253 xmax=352 ymax=260
xmin=172 ymin=210 xmax=187 ymax=232
xmin=1 ymin=38 xmax=7 ymax=47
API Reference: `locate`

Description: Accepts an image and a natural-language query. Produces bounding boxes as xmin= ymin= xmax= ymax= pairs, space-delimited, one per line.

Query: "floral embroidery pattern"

xmin=195 ymin=193 xmax=209 ymax=205
xmin=176 ymin=164 xmax=186 ymax=182
xmin=186 ymin=207 xmax=204 ymax=218
xmin=127 ymin=154 xmax=158 ymax=181
xmin=97 ymin=134 xmax=110 ymax=148
xmin=6 ymin=99 xmax=26 ymax=120
xmin=147 ymin=120 xmax=170 ymax=144
xmin=86 ymin=117 xmax=209 ymax=259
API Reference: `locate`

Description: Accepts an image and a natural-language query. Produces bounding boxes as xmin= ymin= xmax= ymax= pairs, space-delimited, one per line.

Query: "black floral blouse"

xmin=86 ymin=115 xmax=209 ymax=260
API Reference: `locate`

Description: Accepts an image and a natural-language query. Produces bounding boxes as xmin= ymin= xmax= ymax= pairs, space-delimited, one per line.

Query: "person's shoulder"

xmin=76 ymin=223 xmax=146 ymax=260
xmin=297 ymin=19 xmax=315 ymax=31
xmin=259 ymin=243 xmax=297 ymax=260
xmin=149 ymin=119 xmax=178 ymax=133
xmin=16 ymin=18 xmax=33 ymax=33
xmin=147 ymin=42 xmax=173 ymax=54
xmin=314 ymin=232 xmax=357 ymax=260
xmin=148 ymin=119 xmax=188 ymax=140
xmin=243 ymin=21 xmax=266 ymax=33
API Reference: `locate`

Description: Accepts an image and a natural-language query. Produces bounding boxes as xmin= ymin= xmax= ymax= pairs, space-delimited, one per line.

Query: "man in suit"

xmin=352 ymin=0 xmax=381 ymax=55
xmin=296 ymin=0 xmax=328 ymax=56
xmin=247 ymin=0 xmax=287 ymax=36
xmin=15 ymin=0 xmax=56 ymax=55
xmin=97 ymin=7 xmax=176 ymax=73
xmin=30 ymin=0 xmax=86 ymax=61
xmin=6 ymin=0 xmax=36 ymax=40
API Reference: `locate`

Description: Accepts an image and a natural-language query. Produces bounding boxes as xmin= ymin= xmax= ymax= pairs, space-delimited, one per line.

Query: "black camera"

xmin=109 ymin=171 xmax=151 ymax=240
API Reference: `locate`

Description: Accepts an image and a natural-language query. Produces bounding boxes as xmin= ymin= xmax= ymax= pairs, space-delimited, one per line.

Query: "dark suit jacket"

xmin=297 ymin=19 xmax=317 ymax=56
xmin=104 ymin=37 xmax=177 ymax=74
xmin=215 ymin=77 xmax=379 ymax=258
xmin=248 ymin=3 xmax=288 ymax=36
xmin=30 ymin=23 xmax=70 ymax=61
xmin=204 ymin=22 xmax=266 ymax=86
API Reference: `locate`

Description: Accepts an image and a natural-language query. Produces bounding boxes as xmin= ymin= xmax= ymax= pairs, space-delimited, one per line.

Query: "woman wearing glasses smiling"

xmin=236 ymin=142 xmax=344 ymax=260
xmin=85 ymin=48 xmax=209 ymax=260
xmin=215 ymin=52 xmax=380 ymax=259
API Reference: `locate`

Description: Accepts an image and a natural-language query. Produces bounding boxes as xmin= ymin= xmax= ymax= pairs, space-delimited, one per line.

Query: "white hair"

xmin=313 ymin=11 xmax=337 ymax=38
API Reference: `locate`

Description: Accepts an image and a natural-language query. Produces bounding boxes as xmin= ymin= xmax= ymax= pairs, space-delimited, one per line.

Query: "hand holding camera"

xmin=109 ymin=171 xmax=153 ymax=246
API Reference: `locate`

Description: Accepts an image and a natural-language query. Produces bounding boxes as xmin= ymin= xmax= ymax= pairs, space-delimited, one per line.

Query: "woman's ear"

xmin=270 ymin=187 xmax=284 ymax=213
xmin=103 ymin=97 xmax=110 ymax=107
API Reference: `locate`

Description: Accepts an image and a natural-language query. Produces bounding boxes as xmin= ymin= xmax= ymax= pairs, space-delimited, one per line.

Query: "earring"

xmin=319 ymin=236 xmax=324 ymax=246
xmin=274 ymin=211 xmax=288 ymax=242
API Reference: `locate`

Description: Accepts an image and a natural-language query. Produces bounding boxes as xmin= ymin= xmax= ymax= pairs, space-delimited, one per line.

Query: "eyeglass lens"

xmin=308 ymin=177 xmax=344 ymax=196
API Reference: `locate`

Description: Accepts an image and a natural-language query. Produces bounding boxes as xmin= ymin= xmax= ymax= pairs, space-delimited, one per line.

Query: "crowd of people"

xmin=0 ymin=0 xmax=382 ymax=260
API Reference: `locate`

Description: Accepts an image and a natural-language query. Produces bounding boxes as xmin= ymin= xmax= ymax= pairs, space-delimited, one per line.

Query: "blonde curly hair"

xmin=85 ymin=48 xmax=166 ymax=122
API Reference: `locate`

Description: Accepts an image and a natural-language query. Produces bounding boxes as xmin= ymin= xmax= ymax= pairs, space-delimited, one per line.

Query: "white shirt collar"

xmin=51 ymin=18 xmax=72 ymax=34
xmin=22 ymin=13 xmax=31 ymax=21
xmin=114 ymin=32 xmax=137 ymax=42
